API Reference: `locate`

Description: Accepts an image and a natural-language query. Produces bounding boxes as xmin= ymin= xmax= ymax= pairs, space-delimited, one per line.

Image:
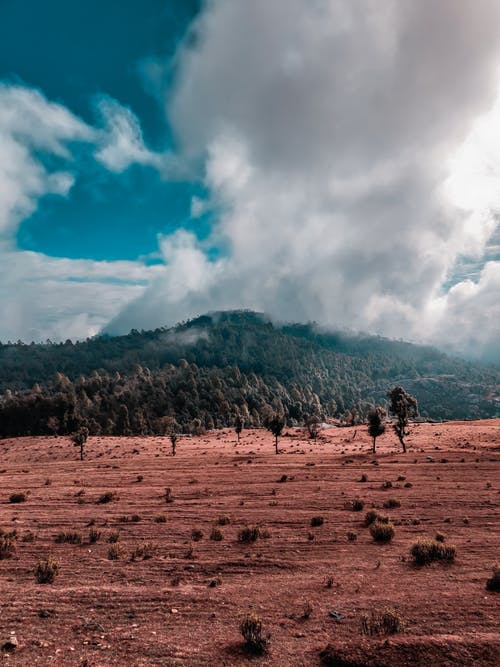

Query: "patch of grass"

xmin=107 ymin=544 xmax=124 ymax=560
xmin=118 ymin=514 xmax=141 ymax=523
xmin=35 ymin=556 xmax=59 ymax=584
xmin=346 ymin=498 xmax=364 ymax=512
xmin=96 ymin=492 xmax=115 ymax=504
xmin=22 ymin=530 xmax=35 ymax=542
xmin=486 ymin=566 xmax=500 ymax=592
xmin=369 ymin=521 xmax=395 ymax=543
xmin=360 ymin=608 xmax=402 ymax=635
xmin=191 ymin=528 xmax=203 ymax=542
xmin=210 ymin=527 xmax=223 ymax=541
xmin=383 ymin=498 xmax=401 ymax=509
xmin=107 ymin=531 xmax=120 ymax=543
xmin=240 ymin=614 xmax=269 ymax=655
xmin=311 ymin=516 xmax=324 ymax=527
xmin=410 ymin=539 xmax=456 ymax=565
xmin=130 ymin=542 xmax=155 ymax=561
xmin=89 ymin=528 xmax=101 ymax=544
xmin=54 ymin=531 xmax=82 ymax=545
xmin=364 ymin=509 xmax=388 ymax=526
xmin=0 ymin=531 xmax=17 ymax=559
xmin=9 ymin=492 xmax=26 ymax=503
xmin=238 ymin=526 xmax=260 ymax=543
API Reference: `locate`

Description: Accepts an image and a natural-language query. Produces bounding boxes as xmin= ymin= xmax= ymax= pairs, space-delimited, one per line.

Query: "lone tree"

xmin=235 ymin=414 xmax=244 ymax=442
xmin=367 ymin=406 xmax=386 ymax=453
xmin=71 ymin=426 xmax=89 ymax=461
xmin=386 ymin=386 xmax=418 ymax=453
xmin=265 ymin=413 xmax=285 ymax=454
xmin=160 ymin=416 xmax=179 ymax=456
xmin=170 ymin=433 xmax=178 ymax=456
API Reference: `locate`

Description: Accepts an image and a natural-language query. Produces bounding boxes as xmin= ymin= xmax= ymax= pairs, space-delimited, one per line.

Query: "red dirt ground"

xmin=0 ymin=421 xmax=499 ymax=666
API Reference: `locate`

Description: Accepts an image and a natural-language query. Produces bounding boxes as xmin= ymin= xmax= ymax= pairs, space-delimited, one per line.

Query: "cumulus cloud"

xmin=109 ymin=0 xmax=500 ymax=361
xmin=0 ymin=84 xmax=165 ymax=341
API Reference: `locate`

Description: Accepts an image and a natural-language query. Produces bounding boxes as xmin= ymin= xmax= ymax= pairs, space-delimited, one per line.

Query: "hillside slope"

xmin=0 ymin=310 xmax=498 ymax=435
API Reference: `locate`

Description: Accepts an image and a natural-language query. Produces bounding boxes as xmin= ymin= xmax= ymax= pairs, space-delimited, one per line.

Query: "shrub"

xmin=89 ymin=529 xmax=101 ymax=544
xmin=435 ymin=532 xmax=445 ymax=543
xmin=348 ymin=499 xmax=365 ymax=512
xmin=107 ymin=531 xmax=120 ymax=543
xmin=486 ymin=566 xmax=500 ymax=592
xmin=238 ymin=526 xmax=260 ymax=543
xmin=240 ymin=614 xmax=269 ymax=654
xmin=360 ymin=473 xmax=368 ymax=482
xmin=9 ymin=493 xmax=26 ymax=504
xmin=96 ymin=492 xmax=115 ymax=504
xmin=130 ymin=542 xmax=155 ymax=561
xmin=311 ymin=516 xmax=324 ymax=527
xmin=410 ymin=539 xmax=456 ymax=565
xmin=107 ymin=544 xmax=124 ymax=560
xmin=381 ymin=481 xmax=392 ymax=489
xmin=35 ymin=557 xmax=59 ymax=584
xmin=364 ymin=510 xmax=388 ymax=526
xmin=54 ymin=531 xmax=82 ymax=545
xmin=383 ymin=498 xmax=401 ymax=509
xmin=347 ymin=532 xmax=357 ymax=542
xmin=165 ymin=487 xmax=174 ymax=503
xmin=0 ymin=532 xmax=17 ymax=559
xmin=155 ymin=514 xmax=167 ymax=523
xmin=210 ymin=527 xmax=223 ymax=541
xmin=360 ymin=608 xmax=402 ymax=635
xmin=191 ymin=528 xmax=204 ymax=542
xmin=217 ymin=515 xmax=231 ymax=526
xmin=370 ymin=521 xmax=395 ymax=543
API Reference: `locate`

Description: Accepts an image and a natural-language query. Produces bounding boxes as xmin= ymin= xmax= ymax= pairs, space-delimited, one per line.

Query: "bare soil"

xmin=0 ymin=420 xmax=499 ymax=666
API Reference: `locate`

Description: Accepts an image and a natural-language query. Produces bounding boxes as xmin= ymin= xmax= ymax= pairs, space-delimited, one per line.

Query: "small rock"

xmin=171 ymin=608 xmax=178 ymax=614
xmin=3 ymin=635 xmax=18 ymax=651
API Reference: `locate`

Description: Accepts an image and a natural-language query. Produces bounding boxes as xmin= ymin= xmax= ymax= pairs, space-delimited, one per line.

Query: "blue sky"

xmin=1 ymin=0 xmax=202 ymax=262
xmin=1 ymin=1 xmax=500 ymax=362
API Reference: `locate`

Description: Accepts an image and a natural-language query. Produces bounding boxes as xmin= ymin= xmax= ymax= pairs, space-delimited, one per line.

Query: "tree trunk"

xmin=372 ymin=436 xmax=376 ymax=453
xmin=80 ymin=444 xmax=84 ymax=461
xmin=275 ymin=435 xmax=278 ymax=454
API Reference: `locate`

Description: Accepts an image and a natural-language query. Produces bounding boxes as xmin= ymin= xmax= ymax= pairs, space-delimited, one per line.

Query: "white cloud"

xmin=110 ymin=0 xmax=500 ymax=361
xmin=0 ymin=84 xmax=165 ymax=341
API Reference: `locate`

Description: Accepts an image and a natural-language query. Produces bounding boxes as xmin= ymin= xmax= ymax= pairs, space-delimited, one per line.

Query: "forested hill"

xmin=0 ymin=310 xmax=498 ymax=436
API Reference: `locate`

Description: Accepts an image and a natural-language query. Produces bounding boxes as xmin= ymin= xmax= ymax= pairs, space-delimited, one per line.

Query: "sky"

xmin=1 ymin=1 xmax=500 ymax=362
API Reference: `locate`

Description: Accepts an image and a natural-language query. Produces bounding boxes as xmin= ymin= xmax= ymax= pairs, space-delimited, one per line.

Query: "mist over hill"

xmin=0 ymin=310 xmax=498 ymax=437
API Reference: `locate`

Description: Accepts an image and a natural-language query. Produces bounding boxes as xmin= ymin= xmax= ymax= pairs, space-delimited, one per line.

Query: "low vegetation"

xmin=35 ymin=556 xmax=59 ymax=584
xmin=240 ymin=613 xmax=269 ymax=654
xmin=370 ymin=521 xmax=395 ymax=543
xmin=410 ymin=539 xmax=456 ymax=565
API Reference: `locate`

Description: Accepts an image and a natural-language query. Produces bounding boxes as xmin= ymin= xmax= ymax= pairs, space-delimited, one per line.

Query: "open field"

xmin=0 ymin=421 xmax=499 ymax=666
